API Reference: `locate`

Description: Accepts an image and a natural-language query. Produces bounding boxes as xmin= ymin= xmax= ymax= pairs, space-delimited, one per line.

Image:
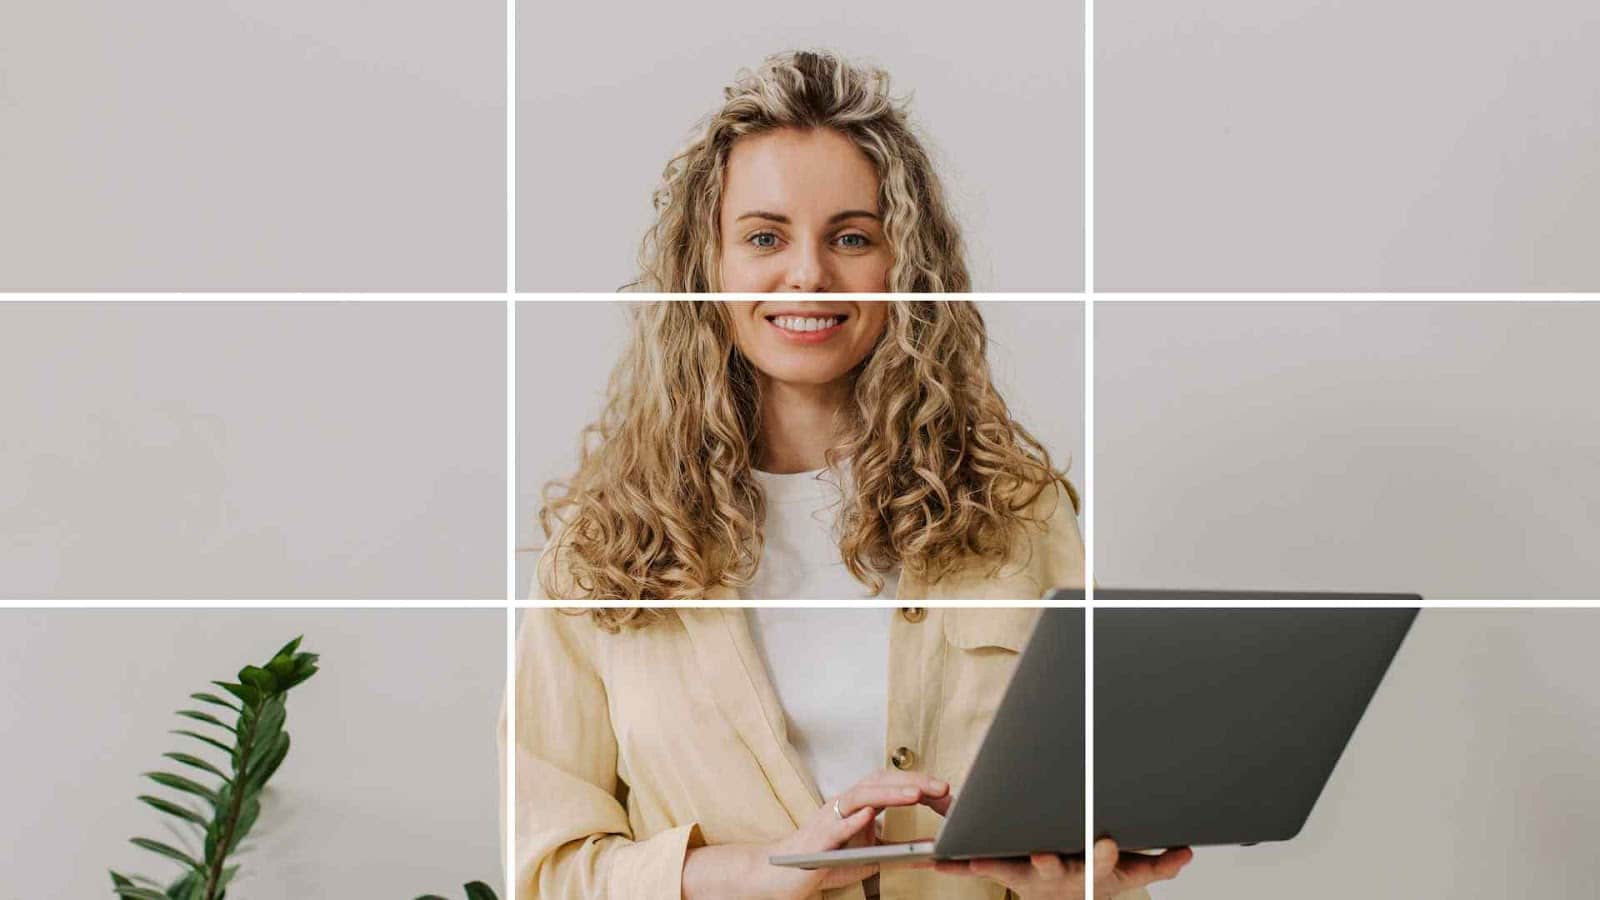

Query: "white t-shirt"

xmin=744 ymin=467 xmax=900 ymax=600
xmin=746 ymin=608 xmax=891 ymax=802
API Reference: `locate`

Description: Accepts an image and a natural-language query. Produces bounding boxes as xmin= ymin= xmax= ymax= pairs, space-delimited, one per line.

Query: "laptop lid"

xmin=1095 ymin=607 xmax=1417 ymax=851
xmin=933 ymin=607 xmax=1086 ymax=860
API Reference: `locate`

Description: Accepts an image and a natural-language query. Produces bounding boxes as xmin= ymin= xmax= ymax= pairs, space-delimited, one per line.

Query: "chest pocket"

xmin=936 ymin=608 xmax=1039 ymax=784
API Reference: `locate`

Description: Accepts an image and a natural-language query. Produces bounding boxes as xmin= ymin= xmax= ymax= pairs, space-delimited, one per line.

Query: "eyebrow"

xmin=734 ymin=209 xmax=882 ymax=225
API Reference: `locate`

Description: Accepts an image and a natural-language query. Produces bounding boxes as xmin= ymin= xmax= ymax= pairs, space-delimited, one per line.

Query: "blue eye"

xmin=837 ymin=234 xmax=869 ymax=249
xmin=750 ymin=232 xmax=779 ymax=249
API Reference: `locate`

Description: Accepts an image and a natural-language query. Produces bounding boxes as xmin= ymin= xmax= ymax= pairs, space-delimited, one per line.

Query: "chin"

xmin=760 ymin=356 xmax=855 ymax=387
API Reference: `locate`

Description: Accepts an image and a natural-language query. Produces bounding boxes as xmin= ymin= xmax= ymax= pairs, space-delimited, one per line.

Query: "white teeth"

xmin=773 ymin=315 xmax=841 ymax=333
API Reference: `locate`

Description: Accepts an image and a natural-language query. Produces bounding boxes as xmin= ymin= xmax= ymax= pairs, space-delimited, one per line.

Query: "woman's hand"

xmin=1088 ymin=839 xmax=1192 ymax=898
xmin=932 ymin=838 xmax=1191 ymax=898
xmin=681 ymin=769 xmax=951 ymax=900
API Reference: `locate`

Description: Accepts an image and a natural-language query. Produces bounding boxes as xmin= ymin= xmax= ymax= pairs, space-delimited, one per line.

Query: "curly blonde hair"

xmin=635 ymin=49 xmax=969 ymax=292
xmin=539 ymin=301 xmax=1076 ymax=624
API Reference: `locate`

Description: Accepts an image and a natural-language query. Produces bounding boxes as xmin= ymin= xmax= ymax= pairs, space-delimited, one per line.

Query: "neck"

xmin=756 ymin=376 xmax=849 ymax=473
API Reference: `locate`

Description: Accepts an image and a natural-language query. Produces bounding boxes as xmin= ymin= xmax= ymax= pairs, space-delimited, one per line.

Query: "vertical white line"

xmin=504 ymin=0 xmax=518 ymax=896
xmin=1083 ymin=0 xmax=1097 ymax=891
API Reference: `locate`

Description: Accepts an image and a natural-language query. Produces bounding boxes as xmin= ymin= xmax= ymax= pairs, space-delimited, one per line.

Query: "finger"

xmin=838 ymin=784 xmax=929 ymax=817
xmin=931 ymin=860 xmax=974 ymax=877
xmin=1092 ymin=838 xmax=1119 ymax=879
xmin=838 ymin=782 xmax=951 ymax=818
xmin=1115 ymin=847 xmax=1195 ymax=887
xmin=966 ymin=857 xmax=1034 ymax=888
xmin=1061 ymin=854 xmax=1086 ymax=877
xmin=818 ymin=862 xmax=879 ymax=889
xmin=854 ymin=769 xmax=951 ymax=799
xmin=1030 ymin=853 xmax=1068 ymax=879
xmin=820 ymin=807 xmax=877 ymax=846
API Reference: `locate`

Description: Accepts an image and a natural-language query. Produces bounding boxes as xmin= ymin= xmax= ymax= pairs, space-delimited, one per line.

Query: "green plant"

xmin=109 ymin=637 xmax=319 ymax=900
xmin=414 ymin=882 xmax=499 ymax=900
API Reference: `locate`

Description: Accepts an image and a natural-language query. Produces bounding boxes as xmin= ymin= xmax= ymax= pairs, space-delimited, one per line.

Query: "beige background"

xmin=0 ymin=302 xmax=506 ymax=599
xmin=1096 ymin=301 xmax=1600 ymax=599
xmin=0 ymin=0 xmax=504 ymax=290
xmin=1097 ymin=0 xmax=1600 ymax=290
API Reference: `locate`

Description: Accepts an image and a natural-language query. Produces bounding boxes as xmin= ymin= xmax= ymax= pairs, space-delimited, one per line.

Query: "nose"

xmin=782 ymin=241 xmax=832 ymax=293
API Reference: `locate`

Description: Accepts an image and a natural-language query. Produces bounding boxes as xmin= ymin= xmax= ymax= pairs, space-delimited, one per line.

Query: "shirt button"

xmin=900 ymin=607 xmax=927 ymax=624
xmin=891 ymin=746 xmax=918 ymax=770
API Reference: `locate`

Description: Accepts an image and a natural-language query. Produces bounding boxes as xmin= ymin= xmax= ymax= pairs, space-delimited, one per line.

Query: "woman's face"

xmin=717 ymin=127 xmax=892 ymax=293
xmin=725 ymin=301 xmax=889 ymax=387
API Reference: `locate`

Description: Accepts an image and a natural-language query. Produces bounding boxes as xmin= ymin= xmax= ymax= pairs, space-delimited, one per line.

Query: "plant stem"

xmin=202 ymin=700 xmax=256 ymax=900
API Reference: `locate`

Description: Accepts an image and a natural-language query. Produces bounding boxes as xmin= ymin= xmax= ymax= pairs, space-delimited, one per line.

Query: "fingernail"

xmin=901 ymin=786 xmax=920 ymax=798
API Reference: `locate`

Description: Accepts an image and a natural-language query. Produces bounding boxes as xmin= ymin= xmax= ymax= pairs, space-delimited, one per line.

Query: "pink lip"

xmin=765 ymin=314 xmax=848 ymax=344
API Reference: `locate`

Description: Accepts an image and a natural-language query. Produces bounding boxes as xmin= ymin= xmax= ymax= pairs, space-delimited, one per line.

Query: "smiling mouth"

xmin=766 ymin=313 xmax=848 ymax=334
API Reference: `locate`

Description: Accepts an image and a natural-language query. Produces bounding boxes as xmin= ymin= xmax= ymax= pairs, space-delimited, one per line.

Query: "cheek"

xmin=719 ymin=253 xmax=782 ymax=292
xmin=836 ymin=252 xmax=893 ymax=292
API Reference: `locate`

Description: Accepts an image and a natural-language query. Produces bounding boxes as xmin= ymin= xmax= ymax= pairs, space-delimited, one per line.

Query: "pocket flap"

xmin=941 ymin=608 xmax=1039 ymax=652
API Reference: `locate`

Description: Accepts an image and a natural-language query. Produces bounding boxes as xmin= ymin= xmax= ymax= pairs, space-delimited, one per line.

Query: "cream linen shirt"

xmin=506 ymin=484 xmax=1125 ymax=900
xmin=514 ymin=606 xmax=1049 ymax=900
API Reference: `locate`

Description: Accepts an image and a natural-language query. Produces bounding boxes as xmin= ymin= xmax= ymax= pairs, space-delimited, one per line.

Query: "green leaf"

xmin=110 ymin=877 xmax=169 ymax=890
xmin=230 ymin=795 xmax=261 ymax=850
xmin=273 ymin=635 xmax=304 ymax=660
xmin=162 ymin=752 xmax=229 ymax=782
xmin=212 ymin=680 xmax=260 ymax=707
xmin=167 ymin=870 xmax=202 ymax=900
xmin=144 ymin=772 xmax=218 ymax=805
xmin=250 ymin=697 xmax=287 ymax=751
xmin=464 ymin=882 xmax=500 ymax=900
xmin=129 ymin=837 xmax=202 ymax=870
xmin=187 ymin=692 xmax=241 ymax=713
xmin=237 ymin=665 xmax=278 ymax=694
xmin=170 ymin=729 xmax=235 ymax=757
xmin=244 ymin=732 xmax=290 ymax=792
xmin=137 ymin=795 xmax=208 ymax=828
xmin=175 ymin=709 xmax=236 ymax=733
xmin=280 ymin=654 xmax=320 ymax=690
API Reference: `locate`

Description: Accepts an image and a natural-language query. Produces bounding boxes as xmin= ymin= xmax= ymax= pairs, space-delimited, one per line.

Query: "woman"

xmin=512 ymin=300 xmax=1191 ymax=896
xmin=535 ymin=300 xmax=1079 ymax=601
xmin=632 ymin=49 xmax=968 ymax=293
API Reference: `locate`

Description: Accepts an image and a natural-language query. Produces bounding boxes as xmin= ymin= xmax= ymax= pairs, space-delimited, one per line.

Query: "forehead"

xmin=721 ymin=127 xmax=881 ymax=219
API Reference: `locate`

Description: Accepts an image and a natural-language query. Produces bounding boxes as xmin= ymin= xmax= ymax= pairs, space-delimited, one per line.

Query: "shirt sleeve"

xmin=1034 ymin=481 xmax=1086 ymax=591
xmin=507 ymin=608 xmax=704 ymax=899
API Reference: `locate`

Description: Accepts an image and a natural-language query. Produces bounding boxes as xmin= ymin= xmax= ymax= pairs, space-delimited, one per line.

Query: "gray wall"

xmin=0 ymin=608 xmax=503 ymax=898
xmin=516 ymin=300 xmax=1085 ymax=598
xmin=1096 ymin=302 xmax=1600 ymax=599
xmin=0 ymin=0 xmax=504 ymax=290
xmin=0 ymin=303 xmax=505 ymax=599
xmin=1097 ymin=0 xmax=1600 ymax=291
xmin=517 ymin=0 xmax=1084 ymax=292
xmin=1154 ymin=609 xmax=1600 ymax=898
